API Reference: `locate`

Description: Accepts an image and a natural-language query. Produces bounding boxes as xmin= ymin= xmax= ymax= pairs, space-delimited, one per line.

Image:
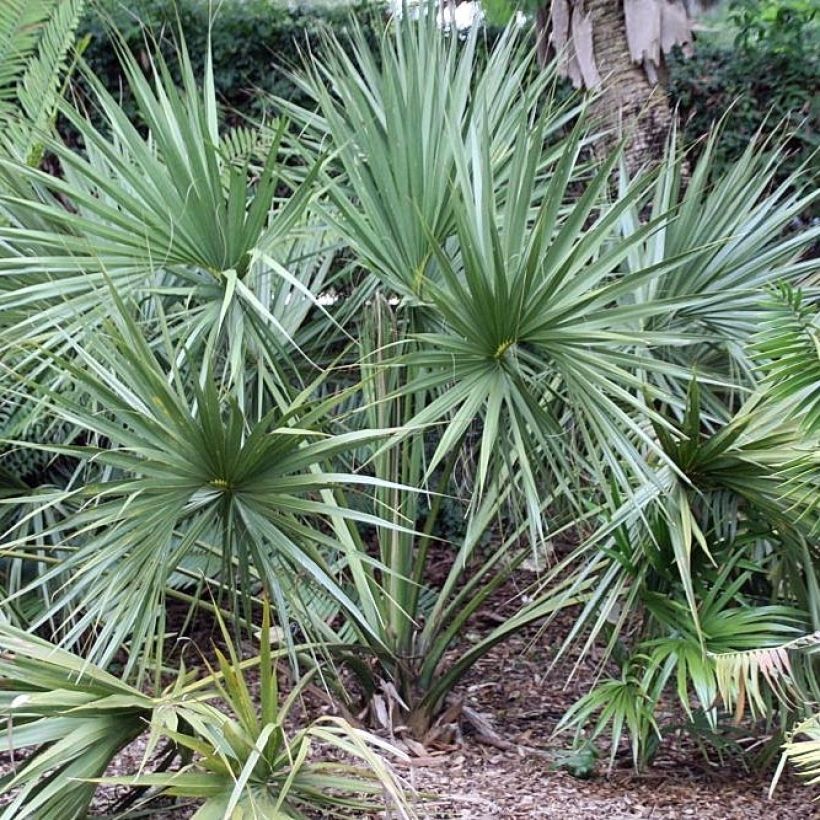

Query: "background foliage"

xmin=79 ymin=0 xmax=819 ymax=198
xmin=669 ymin=0 xmax=819 ymax=195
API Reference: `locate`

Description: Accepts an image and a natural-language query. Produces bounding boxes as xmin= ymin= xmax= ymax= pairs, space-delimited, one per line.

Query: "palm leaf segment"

xmin=755 ymin=284 xmax=820 ymax=435
xmin=711 ymin=631 xmax=820 ymax=723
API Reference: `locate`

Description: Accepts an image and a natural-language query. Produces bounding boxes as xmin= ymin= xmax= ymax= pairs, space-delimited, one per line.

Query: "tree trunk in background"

xmin=585 ymin=0 xmax=673 ymax=172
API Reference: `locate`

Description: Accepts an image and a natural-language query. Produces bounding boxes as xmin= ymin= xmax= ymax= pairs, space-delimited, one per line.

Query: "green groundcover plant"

xmin=0 ymin=604 xmax=415 ymax=818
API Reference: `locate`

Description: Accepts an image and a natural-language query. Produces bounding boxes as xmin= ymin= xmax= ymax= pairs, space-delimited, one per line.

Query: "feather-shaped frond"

xmin=0 ymin=0 xmax=85 ymax=163
xmin=754 ymin=284 xmax=820 ymax=435
xmin=0 ymin=0 xmax=52 ymax=100
xmin=17 ymin=0 xmax=85 ymax=142
xmin=711 ymin=631 xmax=820 ymax=722
xmin=219 ymin=124 xmax=276 ymax=168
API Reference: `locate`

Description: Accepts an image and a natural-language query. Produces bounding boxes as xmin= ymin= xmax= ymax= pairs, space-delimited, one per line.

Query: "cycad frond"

xmin=0 ymin=0 xmax=52 ymax=99
xmin=754 ymin=284 xmax=820 ymax=435
xmin=17 ymin=0 xmax=85 ymax=156
xmin=0 ymin=0 xmax=85 ymax=163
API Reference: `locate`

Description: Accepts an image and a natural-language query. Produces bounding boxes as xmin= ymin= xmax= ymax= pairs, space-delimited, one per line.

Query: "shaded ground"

xmin=400 ymin=631 xmax=819 ymax=818
xmin=99 ymin=609 xmax=819 ymax=818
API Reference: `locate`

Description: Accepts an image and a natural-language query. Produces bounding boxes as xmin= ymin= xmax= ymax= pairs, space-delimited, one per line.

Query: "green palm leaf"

xmin=3 ymin=298 xmax=407 ymax=673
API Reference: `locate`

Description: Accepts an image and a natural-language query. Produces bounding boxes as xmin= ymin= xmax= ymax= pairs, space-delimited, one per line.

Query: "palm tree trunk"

xmin=586 ymin=0 xmax=672 ymax=172
xmin=539 ymin=0 xmax=677 ymax=172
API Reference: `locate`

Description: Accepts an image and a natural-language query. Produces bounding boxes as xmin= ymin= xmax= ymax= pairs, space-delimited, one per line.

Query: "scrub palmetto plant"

xmin=499 ymin=121 xmax=820 ymax=768
xmin=546 ymin=293 xmax=820 ymax=768
xmin=548 ymin=405 xmax=810 ymax=762
xmin=0 ymin=605 xmax=414 ymax=819
xmin=266 ymin=12 xmax=815 ymax=737
xmin=0 ymin=296 xmax=413 ymax=678
xmin=0 ymin=31 xmax=335 ymax=606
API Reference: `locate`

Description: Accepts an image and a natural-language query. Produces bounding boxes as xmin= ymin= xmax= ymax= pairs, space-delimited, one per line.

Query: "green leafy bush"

xmin=668 ymin=5 xmax=819 ymax=195
xmin=728 ymin=0 xmax=817 ymax=52
xmin=79 ymin=0 xmax=383 ymax=122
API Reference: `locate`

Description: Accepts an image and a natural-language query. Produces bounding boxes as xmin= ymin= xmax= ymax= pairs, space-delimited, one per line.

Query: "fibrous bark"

xmin=541 ymin=0 xmax=695 ymax=171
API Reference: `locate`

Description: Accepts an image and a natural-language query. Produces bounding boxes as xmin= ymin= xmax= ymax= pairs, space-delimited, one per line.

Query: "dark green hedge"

xmin=80 ymin=0 xmax=385 ymax=121
xmin=668 ymin=37 xmax=819 ymax=195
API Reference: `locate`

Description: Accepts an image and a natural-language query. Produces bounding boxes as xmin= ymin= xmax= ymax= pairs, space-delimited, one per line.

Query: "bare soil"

xmin=93 ymin=607 xmax=820 ymax=819
xmin=400 ymin=627 xmax=820 ymax=819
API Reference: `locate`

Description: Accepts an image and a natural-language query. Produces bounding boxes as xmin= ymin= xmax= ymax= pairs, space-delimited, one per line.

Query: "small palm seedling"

xmin=0 ymin=606 xmax=416 ymax=819
xmin=0 ymin=623 xmax=163 ymax=819
xmin=548 ymin=378 xmax=819 ymax=768
xmin=100 ymin=603 xmax=417 ymax=819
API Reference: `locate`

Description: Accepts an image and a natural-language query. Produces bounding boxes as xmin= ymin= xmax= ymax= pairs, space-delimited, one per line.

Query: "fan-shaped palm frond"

xmin=279 ymin=14 xmax=584 ymax=304
xmin=1 ymin=297 xmax=408 ymax=674
xmin=617 ymin=129 xmax=820 ymax=408
xmin=711 ymin=631 xmax=820 ymax=723
xmin=0 ymin=33 xmax=323 ymax=396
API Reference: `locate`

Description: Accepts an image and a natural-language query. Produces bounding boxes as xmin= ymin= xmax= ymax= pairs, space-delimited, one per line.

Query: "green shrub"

xmin=728 ymin=0 xmax=817 ymax=52
xmin=668 ymin=11 xmax=819 ymax=198
xmin=79 ymin=0 xmax=384 ymax=121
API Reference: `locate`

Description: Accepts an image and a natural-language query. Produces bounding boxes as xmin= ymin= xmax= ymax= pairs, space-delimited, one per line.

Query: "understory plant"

xmin=551 ymin=284 xmax=820 ymax=769
xmin=0 ymin=5 xmax=819 ymax=813
xmin=0 ymin=605 xmax=414 ymax=819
